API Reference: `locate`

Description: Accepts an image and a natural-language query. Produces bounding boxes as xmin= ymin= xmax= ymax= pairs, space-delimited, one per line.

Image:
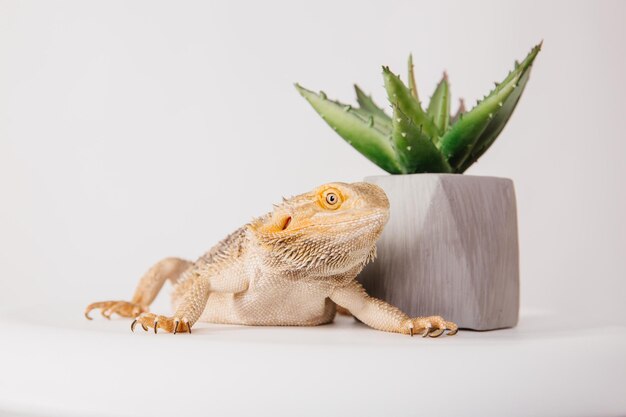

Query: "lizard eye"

xmin=320 ymin=189 xmax=343 ymax=210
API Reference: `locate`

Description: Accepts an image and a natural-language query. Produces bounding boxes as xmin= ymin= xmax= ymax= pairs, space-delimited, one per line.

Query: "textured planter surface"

xmin=359 ymin=174 xmax=519 ymax=330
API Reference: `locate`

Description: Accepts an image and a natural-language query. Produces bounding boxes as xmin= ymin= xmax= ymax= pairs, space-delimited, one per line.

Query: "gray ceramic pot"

xmin=359 ymin=174 xmax=519 ymax=330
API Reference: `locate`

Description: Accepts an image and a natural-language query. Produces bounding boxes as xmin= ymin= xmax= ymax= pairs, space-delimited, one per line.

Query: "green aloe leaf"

xmin=295 ymin=84 xmax=404 ymax=174
xmin=450 ymin=98 xmax=466 ymax=126
xmin=457 ymin=71 xmax=531 ymax=172
xmin=354 ymin=84 xmax=390 ymax=120
xmin=390 ymin=102 xmax=452 ymax=174
xmin=457 ymin=47 xmax=538 ymax=172
xmin=351 ymin=107 xmax=393 ymax=134
xmin=382 ymin=66 xmax=439 ymax=142
xmin=439 ymin=43 xmax=541 ymax=171
xmin=426 ymin=72 xmax=451 ymax=136
xmin=407 ymin=54 xmax=422 ymax=106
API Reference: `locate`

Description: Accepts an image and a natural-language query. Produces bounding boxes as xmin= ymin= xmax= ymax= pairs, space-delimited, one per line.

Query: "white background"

xmin=1 ymin=2 xmax=626 ymax=416
xmin=0 ymin=1 xmax=626 ymax=315
xmin=2 ymin=0 xmax=624 ymax=319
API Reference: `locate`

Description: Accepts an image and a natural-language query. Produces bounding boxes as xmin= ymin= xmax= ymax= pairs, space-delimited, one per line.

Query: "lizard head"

xmin=249 ymin=182 xmax=389 ymax=273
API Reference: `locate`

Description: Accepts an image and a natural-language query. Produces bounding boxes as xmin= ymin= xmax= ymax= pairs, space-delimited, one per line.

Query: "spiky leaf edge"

xmin=457 ymin=67 xmax=532 ymax=172
xmin=354 ymin=84 xmax=390 ymax=121
xmin=295 ymin=84 xmax=404 ymax=174
xmin=439 ymin=43 xmax=541 ymax=171
xmin=382 ymin=66 xmax=440 ymax=144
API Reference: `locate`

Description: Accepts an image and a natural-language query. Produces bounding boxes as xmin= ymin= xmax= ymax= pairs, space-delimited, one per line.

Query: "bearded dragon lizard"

xmin=85 ymin=182 xmax=458 ymax=337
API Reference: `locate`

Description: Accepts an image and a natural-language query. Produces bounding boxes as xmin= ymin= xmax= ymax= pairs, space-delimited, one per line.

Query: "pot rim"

xmin=364 ymin=173 xmax=513 ymax=183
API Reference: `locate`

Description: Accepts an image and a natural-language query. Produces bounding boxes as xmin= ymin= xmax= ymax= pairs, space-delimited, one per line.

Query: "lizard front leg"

xmin=330 ymin=280 xmax=458 ymax=337
xmin=133 ymin=259 xmax=249 ymax=334
xmin=133 ymin=273 xmax=209 ymax=334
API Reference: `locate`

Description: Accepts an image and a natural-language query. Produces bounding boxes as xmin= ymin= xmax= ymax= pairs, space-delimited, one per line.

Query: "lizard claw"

xmin=172 ymin=320 xmax=191 ymax=334
xmin=405 ymin=316 xmax=458 ymax=338
xmin=130 ymin=318 xmax=150 ymax=332
xmin=428 ymin=328 xmax=445 ymax=338
xmin=132 ymin=313 xmax=192 ymax=334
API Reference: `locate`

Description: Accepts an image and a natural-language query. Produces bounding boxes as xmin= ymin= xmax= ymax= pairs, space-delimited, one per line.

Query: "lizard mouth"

xmin=281 ymin=216 xmax=292 ymax=231
xmin=281 ymin=210 xmax=388 ymax=234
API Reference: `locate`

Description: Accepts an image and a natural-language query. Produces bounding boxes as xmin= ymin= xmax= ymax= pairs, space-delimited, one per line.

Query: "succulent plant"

xmin=295 ymin=43 xmax=541 ymax=174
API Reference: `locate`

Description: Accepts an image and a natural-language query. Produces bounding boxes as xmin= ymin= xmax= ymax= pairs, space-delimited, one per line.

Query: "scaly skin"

xmin=85 ymin=182 xmax=457 ymax=337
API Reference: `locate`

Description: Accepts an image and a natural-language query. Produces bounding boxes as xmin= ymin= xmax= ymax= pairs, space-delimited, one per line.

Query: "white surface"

xmin=1 ymin=1 xmax=626 ymax=416
xmin=0 ymin=304 xmax=625 ymax=417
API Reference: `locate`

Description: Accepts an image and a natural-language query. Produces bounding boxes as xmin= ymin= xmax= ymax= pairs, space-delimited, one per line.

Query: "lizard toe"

xmin=85 ymin=300 xmax=145 ymax=320
xmin=133 ymin=313 xmax=192 ymax=334
xmin=409 ymin=316 xmax=459 ymax=338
